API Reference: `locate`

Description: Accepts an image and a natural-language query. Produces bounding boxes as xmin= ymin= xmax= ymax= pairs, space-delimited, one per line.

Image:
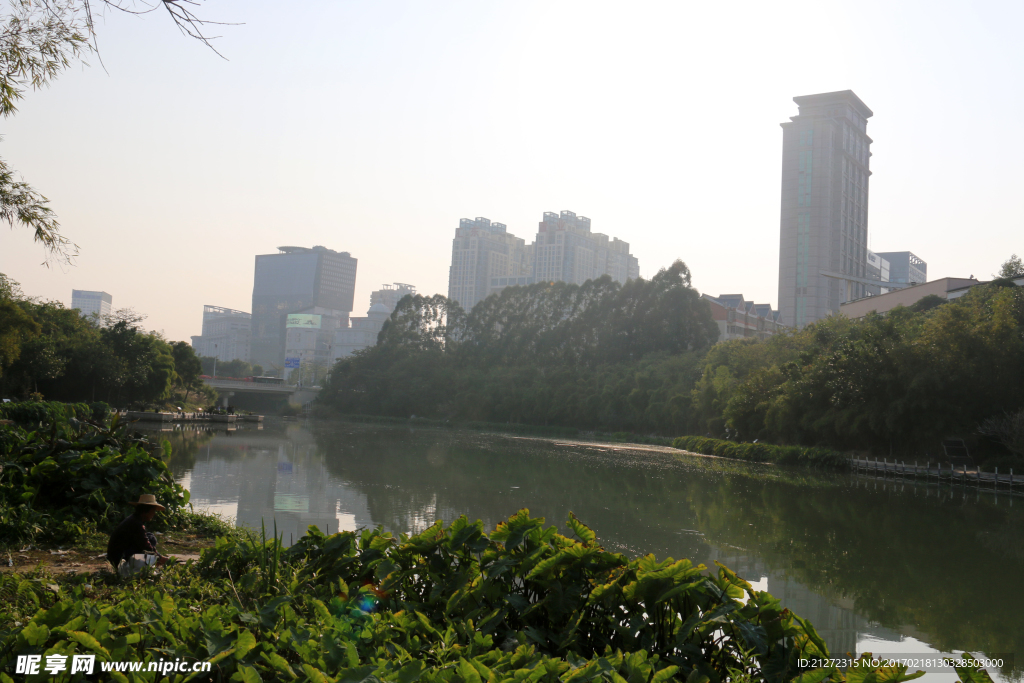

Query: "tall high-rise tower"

xmin=778 ymin=90 xmax=873 ymax=328
xmin=447 ymin=218 xmax=530 ymax=312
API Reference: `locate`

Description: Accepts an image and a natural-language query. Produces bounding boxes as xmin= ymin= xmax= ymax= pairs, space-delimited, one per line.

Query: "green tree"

xmin=2 ymin=1 xmax=231 ymax=264
xmin=321 ymin=263 xmax=717 ymax=434
xmin=999 ymin=253 xmax=1024 ymax=279
xmin=171 ymin=340 xmax=203 ymax=402
xmin=0 ymin=297 xmax=39 ymax=382
xmin=0 ymin=0 xmax=88 ymax=264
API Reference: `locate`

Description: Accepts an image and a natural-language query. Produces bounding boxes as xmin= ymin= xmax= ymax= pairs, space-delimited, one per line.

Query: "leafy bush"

xmin=0 ymin=415 xmax=189 ymax=546
xmin=672 ymin=435 xmax=849 ymax=470
xmin=1 ymin=511 xmax=936 ymax=683
xmin=87 ymin=401 xmax=111 ymax=422
xmin=0 ymin=401 xmax=93 ymax=426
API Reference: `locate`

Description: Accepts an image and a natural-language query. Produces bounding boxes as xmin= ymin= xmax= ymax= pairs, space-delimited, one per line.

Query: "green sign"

xmin=286 ymin=314 xmax=322 ymax=329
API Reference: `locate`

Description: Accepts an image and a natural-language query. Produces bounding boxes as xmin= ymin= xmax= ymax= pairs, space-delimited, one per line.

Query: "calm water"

xmin=160 ymin=420 xmax=1024 ymax=682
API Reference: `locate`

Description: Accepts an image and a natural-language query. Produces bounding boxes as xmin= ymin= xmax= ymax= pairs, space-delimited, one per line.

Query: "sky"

xmin=2 ymin=0 xmax=1022 ymax=342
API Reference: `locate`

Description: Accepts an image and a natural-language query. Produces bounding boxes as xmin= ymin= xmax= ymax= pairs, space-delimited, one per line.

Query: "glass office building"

xmin=250 ymin=246 xmax=357 ymax=373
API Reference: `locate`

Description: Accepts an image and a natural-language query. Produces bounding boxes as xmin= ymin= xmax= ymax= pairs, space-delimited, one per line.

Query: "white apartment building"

xmin=190 ymin=305 xmax=252 ymax=362
xmin=447 ymin=218 xmax=531 ymax=312
xmin=332 ymin=283 xmax=417 ymax=362
xmin=531 ymin=211 xmax=639 ymax=286
xmin=71 ymin=290 xmax=112 ymax=320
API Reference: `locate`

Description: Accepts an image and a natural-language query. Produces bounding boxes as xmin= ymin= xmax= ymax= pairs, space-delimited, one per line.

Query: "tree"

xmin=0 ymin=297 xmax=39 ymax=381
xmin=171 ymin=340 xmax=203 ymax=402
xmin=2 ymin=0 xmax=232 ymax=264
xmin=998 ymin=254 xmax=1024 ymax=279
xmin=1 ymin=1 xmax=87 ymax=264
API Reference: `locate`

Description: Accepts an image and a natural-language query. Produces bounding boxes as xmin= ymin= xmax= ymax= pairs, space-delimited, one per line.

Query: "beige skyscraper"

xmin=447 ymin=218 xmax=530 ymax=312
xmin=778 ymin=90 xmax=874 ymax=328
xmin=530 ymin=210 xmax=638 ymax=286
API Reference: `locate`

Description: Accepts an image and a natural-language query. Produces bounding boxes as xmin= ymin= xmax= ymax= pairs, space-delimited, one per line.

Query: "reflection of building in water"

xmin=180 ymin=427 xmax=373 ymax=544
xmin=767 ymin=573 xmax=867 ymax=657
xmin=705 ymin=546 xmax=902 ymax=657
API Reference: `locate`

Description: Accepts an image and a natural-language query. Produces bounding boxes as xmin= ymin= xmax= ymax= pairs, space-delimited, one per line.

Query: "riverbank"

xmin=312 ymin=409 xmax=856 ymax=470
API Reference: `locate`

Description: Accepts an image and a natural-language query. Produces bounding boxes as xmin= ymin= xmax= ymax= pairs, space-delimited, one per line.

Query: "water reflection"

xmin=168 ymin=421 xmax=1022 ymax=681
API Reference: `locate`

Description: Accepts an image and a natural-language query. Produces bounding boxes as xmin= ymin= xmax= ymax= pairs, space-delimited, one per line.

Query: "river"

xmin=160 ymin=419 xmax=1024 ymax=682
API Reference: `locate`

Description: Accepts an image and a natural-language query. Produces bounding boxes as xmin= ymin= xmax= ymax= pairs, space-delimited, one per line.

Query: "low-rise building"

xmin=839 ymin=277 xmax=981 ymax=319
xmin=875 ymin=251 xmax=927 ymax=286
xmin=703 ymin=294 xmax=787 ymax=342
xmin=190 ymin=305 xmax=251 ymax=361
xmin=370 ymin=283 xmax=416 ymax=311
xmin=331 ymin=283 xmax=417 ymax=362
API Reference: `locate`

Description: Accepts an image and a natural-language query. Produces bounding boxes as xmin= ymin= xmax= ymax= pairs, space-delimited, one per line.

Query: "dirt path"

xmin=3 ymin=532 xmax=212 ymax=575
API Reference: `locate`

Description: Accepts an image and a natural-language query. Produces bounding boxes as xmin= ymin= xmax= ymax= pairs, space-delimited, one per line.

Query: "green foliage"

xmin=0 ymin=296 xmax=39 ymax=378
xmin=998 ymin=254 xmax=1023 ymax=279
xmin=691 ymin=283 xmax=1024 ymax=454
xmin=321 ymin=263 xmax=716 ymax=435
xmin=0 ymin=511 xmax=934 ymax=683
xmin=0 ymin=410 xmax=189 ymax=546
xmin=671 ymin=435 xmax=849 ymax=470
xmin=0 ymin=400 xmax=92 ymax=424
xmin=0 ymin=296 xmax=200 ymax=407
xmin=0 ymin=0 xmax=89 ymax=265
xmin=201 ymin=356 xmax=260 ymax=379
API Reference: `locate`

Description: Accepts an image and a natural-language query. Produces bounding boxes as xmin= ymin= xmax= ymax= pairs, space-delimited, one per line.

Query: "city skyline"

xmin=2 ymin=1 xmax=1022 ymax=341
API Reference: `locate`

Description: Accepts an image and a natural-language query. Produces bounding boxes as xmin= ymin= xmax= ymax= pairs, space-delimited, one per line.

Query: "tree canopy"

xmin=0 ymin=272 xmax=210 ymax=406
xmin=321 ymin=262 xmax=718 ymax=433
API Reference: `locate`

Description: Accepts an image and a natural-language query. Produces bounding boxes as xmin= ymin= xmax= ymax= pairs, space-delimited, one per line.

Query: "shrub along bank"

xmin=0 ymin=512 xmax=959 ymax=683
xmin=671 ymin=436 xmax=850 ymax=471
xmin=0 ymin=403 xmax=206 ymax=548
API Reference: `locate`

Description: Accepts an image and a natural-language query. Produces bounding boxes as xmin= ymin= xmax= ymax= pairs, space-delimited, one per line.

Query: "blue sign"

xmin=284 ymin=357 xmax=301 ymax=369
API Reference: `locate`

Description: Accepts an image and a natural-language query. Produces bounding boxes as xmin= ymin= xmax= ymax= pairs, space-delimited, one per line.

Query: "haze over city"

xmin=2 ymin=0 xmax=1022 ymax=341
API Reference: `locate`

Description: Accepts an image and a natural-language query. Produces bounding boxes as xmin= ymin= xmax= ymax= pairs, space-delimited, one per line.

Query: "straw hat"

xmin=128 ymin=494 xmax=167 ymax=511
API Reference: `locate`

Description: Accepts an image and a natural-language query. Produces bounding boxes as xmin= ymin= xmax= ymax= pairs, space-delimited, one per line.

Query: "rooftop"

xmin=793 ymin=90 xmax=873 ymax=119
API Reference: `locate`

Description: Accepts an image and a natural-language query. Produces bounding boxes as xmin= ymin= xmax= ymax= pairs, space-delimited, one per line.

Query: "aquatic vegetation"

xmin=671 ymin=435 xmax=849 ymax=470
xmin=1 ymin=511 xmax=939 ymax=682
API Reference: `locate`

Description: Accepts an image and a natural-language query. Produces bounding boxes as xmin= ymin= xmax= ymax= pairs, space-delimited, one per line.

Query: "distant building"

xmin=448 ymin=218 xmax=531 ymax=312
xmin=530 ymin=210 xmax=639 ymax=286
xmin=839 ymin=277 xmax=983 ymax=318
xmin=449 ymin=211 xmax=639 ymax=310
xmin=488 ymin=276 xmax=537 ymax=299
xmin=370 ymin=283 xmax=417 ymax=311
xmin=190 ymin=305 xmax=251 ymax=362
xmin=250 ymin=246 xmax=357 ymax=373
xmin=865 ymin=250 xmax=890 ymax=295
xmin=702 ymin=294 xmax=787 ymax=342
xmin=875 ymin=251 xmax=927 ymax=286
xmin=332 ymin=304 xmax=391 ymax=361
xmin=332 ymin=283 xmax=416 ymax=361
xmin=778 ymin=90 xmax=874 ymax=329
xmin=282 ymin=307 xmax=349 ymax=378
xmin=71 ymin=290 xmax=112 ymax=320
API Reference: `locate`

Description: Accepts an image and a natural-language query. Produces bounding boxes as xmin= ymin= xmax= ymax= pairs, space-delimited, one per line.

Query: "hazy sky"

xmin=2 ymin=0 xmax=1022 ymax=341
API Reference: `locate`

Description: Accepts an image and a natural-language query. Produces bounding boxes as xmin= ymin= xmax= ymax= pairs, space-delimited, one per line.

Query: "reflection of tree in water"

xmin=313 ymin=423 xmax=1024 ymax=674
xmin=161 ymin=428 xmax=218 ymax=476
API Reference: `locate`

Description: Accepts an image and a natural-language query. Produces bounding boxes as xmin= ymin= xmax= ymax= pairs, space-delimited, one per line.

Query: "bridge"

xmin=201 ymin=378 xmax=319 ymax=408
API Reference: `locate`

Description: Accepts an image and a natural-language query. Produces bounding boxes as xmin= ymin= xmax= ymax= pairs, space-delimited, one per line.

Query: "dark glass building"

xmin=250 ymin=246 xmax=357 ymax=372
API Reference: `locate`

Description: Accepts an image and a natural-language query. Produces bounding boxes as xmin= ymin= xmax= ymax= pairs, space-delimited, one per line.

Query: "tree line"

xmin=320 ymin=261 xmax=719 ymax=434
xmin=0 ymin=273 xmax=209 ymax=407
xmin=321 ymin=258 xmax=1024 ymax=460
